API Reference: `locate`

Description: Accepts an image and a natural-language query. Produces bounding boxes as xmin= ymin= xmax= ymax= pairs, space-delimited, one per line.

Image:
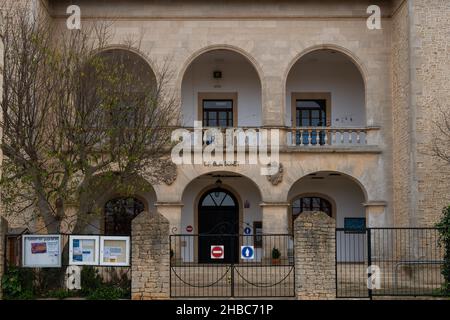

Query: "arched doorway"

xmin=104 ymin=197 xmax=145 ymax=235
xmin=198 ymin=187 xmax=239 ymax=263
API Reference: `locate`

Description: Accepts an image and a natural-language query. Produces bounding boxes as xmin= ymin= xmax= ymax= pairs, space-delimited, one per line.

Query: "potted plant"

xmin=271 ymin=247 xmax=281 ymax=265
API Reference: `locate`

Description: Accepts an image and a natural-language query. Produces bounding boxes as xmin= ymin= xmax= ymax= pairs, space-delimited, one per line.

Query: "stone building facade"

xmin=0 ymin=0 xmax=449 ymax=299
xmin=15 ymin=0 xmax=444 ymax=233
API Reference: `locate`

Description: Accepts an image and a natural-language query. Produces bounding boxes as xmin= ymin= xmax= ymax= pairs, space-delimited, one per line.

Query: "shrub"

xmin=46 ymin=289 xmax=72 ymax=300
xmin=80 ymin=266 xmax=103 ymax=296
xmin=1 ymin=267 xmax=35 ymax=300
xmin=436 ymin=205 xmax=450 ymax=296
xmin=87 ymin=286 xmax=126 ymax=300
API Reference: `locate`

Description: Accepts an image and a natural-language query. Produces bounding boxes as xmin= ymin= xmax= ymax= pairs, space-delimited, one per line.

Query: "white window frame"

xmin=99 ymin=236 xmax=130 ymax=266
xmin=69 ymin=235 xmax=100 ymax=266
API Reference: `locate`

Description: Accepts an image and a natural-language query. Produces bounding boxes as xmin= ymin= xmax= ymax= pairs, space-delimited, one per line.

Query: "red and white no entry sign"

xmin=210 ymin=245 xmax=224 ymax=259
xmin=186 ymin=225 xmax=193 ymax=233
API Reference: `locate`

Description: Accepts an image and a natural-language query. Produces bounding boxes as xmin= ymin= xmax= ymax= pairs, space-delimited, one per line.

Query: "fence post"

xmin=367 ymin=228 xmax=373 ymax=300
xmin=294 ymin=211 xmax=336 ymax=300
xmin=131 ymin=211 xmax=170 ymax=300
xmin=0 ymin=217 xmax=8 ymax=300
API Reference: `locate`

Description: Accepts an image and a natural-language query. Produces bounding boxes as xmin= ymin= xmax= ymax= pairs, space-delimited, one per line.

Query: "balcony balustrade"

xmin=180 ymin=126 xmax=381 ymax=148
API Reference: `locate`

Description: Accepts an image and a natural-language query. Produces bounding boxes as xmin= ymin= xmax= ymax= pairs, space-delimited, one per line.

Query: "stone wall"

xmin=410 ymin=0 xmax=450 ymax=226
xmin=294 ymin=211 xmax=336 ymax=300
xmin=391 ymin=0 xmax=450 ymax=227
xmin=0 ymin=217 xmax=8 ymax=300
xmin=131 ymin=211 xmax=170 ymax=300
xmin=391 ymin=0 xmax=412 ymax=226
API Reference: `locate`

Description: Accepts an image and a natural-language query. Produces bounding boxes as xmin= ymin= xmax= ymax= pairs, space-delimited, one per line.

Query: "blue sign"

xmin=241 ymin=246 xmax=255 ymax=260
xmin=244 ymin=227 xmax=252 ymax=235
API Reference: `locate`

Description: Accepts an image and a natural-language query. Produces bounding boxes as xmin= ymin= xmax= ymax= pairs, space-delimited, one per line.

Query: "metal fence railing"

xmin=336 ymin=228 xmax=445 ymax=299
xmin=170 ymin=234 xmax=295 ymax=298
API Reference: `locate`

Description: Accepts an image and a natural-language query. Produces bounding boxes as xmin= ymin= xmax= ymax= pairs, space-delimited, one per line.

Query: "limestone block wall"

xmin=410 ymin=0 xmax=450 ymax=226
xmin=131 ymin=211 xmax=170 ymax=300
xmin=391 ymin=0 xmax=413 ymax=227
xmin=294 ymin=211 xmax=336 ymax=300
xmin=391 ymin=0 xmax=450 ymax=227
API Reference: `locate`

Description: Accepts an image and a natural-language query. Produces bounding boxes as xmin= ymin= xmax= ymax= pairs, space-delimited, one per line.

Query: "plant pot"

xmin=272 ymin=258 xmax=281 ymax=265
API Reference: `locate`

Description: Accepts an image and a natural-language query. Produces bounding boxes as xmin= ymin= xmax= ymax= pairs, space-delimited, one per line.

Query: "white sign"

xmin=210 ymin=245 xmax=224 ymax=259
xmin=100 ymin=236 xmax=130 ymax=266
xmin=22 ymin=235 xmax=61 ymax=268
xmin=69 ymin=235 xmax=100 ymax=265
xmin=241 ymin=246 xmax=255 ymax=260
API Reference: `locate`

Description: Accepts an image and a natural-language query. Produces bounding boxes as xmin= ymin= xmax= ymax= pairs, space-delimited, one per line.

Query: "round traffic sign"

xmin=241 ymin=246 xmax=255 ymax=259
xmin=186 ymin=225 xmax=193 ymax=233
xmin=211 ymin=246 xmax=224 ymax=259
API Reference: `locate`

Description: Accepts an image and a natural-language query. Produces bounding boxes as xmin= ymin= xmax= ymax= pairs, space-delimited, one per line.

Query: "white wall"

xmin=181 ymin=50 xmax=262 ymax=127
xmin=286 ymin=50 xmax=365 ymax=127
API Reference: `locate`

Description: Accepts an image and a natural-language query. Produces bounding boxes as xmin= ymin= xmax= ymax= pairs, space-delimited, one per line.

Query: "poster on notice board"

xmin=69 ymin=235 xmax=100 ymax=265
xmin=22 ymin=235 xmax=61 ymax=268
xmin=100 ymin=236 xmax=130 ymax=266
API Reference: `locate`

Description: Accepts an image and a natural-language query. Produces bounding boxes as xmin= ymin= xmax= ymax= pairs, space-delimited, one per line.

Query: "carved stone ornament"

xmin=161 ymin=161 xmax=177 ymax=185
xmin=266 ymin=162 xmax=283 ymax=185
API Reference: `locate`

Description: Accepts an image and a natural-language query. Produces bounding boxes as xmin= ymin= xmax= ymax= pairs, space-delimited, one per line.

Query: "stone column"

xmin=260 ymin=202 xmax=290 ymax=262
xmin=294 ymin=211 xmax=336 ymax=300
xmin=0 ymin=217 xmax=8 ymax=300
xmin=364 ymin=201 xmax=387 ymax=228
xmin=261 ymin=202 xmax=289 ymax=234
xmin=155 ymin=202 xmax=183 ymax=234
xmin=155 ymin=202 xmax=183 ymax=261
xmin=131 ymin=211 xmax=170 ymax=300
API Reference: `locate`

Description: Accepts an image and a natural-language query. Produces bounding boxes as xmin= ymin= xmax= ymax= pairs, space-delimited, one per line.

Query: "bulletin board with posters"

xmin=22 ymin=235 xmax=62 ymax=268
xmin=69 ymin=235 xmax=100 ymax=265
xmin=99 ymin=236 xmax=130 ymax=266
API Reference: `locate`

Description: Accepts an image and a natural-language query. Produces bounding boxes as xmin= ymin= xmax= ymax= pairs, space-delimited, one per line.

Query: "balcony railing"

xmin=287 ymin=127 xmax=378 ymax=146
xmin=182 ymin=126 xmax=381 ymax=148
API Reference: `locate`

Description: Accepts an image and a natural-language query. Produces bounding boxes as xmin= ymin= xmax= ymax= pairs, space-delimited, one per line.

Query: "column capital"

xmin=155 ymin=202 xmax=184 ymax=208
xmin=260 ymin=202 xmax=290 ymax=207
xmin=363 ymin=201 xmax=387 ymax=207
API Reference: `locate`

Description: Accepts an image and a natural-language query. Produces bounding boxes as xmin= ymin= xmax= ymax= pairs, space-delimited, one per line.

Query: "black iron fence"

xmin=170 ymin=234 xmax=295 ymax=298
xmin=336 ymin=228 xmax=445 ymax=299
xmin=2 ymin=234 xmax=131 ymax=300
xmin=335 ymin=228 xmax=369 ymax=298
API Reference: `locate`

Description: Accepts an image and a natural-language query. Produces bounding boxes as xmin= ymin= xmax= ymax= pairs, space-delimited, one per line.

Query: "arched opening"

xmin=285 ymin=49 xmax=366 ymax=145
xmin=288 ymin=171 xmax=367 ymax=261
xmin=181 ymin=49 xmax=262 ymax=127
xmin=93 ymin=48 xmax=156 ymax=91
xmin=104 ymin=197 xmax=145 ymax=236
xmin=80 ymin=48 xmax=157 ymax=133
xmin=180 ymin=171 xmax=262 ymax=263
xmin=288 ymin=171 xmax=366 ymax=228
xmin=78 ymin=173 xmax=156 ymax=235
xmin=198 ymin=187 xmax=239 ymax=263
